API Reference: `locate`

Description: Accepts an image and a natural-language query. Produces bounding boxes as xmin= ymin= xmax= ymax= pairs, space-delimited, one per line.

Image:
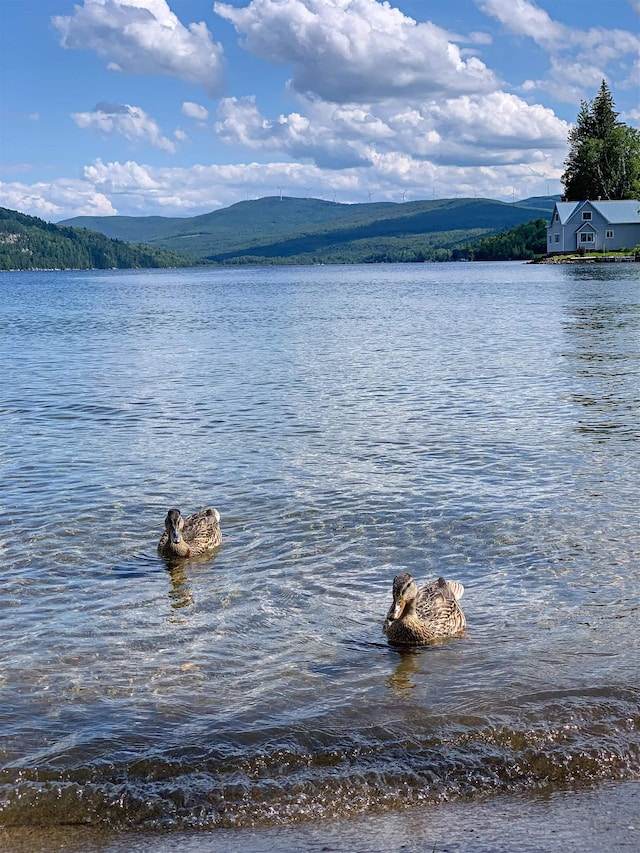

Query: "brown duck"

xmin=158 ymin=507 xmax=222 ymax=560
xmin=384 ymin=572 xmax=466 ymax=645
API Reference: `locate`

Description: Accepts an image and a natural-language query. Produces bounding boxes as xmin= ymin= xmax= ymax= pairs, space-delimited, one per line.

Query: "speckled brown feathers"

xmin=383 ymin=572 xmax=466 ymax=646
xmin=158 ymin=507 xmax=222 ymax=560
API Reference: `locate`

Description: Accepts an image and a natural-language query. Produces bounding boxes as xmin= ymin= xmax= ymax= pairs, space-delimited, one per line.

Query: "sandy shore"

xmin=2 ymin=779 xmax=639 ymax=853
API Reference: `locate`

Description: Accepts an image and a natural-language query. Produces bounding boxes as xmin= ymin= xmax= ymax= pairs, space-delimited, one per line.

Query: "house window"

xmin=582 ymin=211 xmax=592 ymax=220
xmin=555 ymin=234 xmax=560 ymax=243
xmin=554 ymin=212 xmax=559 ymax=222
xmin=606 ymin=229 xmax=614 ymax=238
xmin=580 ymin=232 xmax=594 ymax=243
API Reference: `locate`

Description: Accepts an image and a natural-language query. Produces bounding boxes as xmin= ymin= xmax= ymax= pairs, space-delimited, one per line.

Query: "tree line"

xmin=0 ymin=204 xmax=548 ymax=266
xmin=0 ymin=207 xmax=192 ymax=270
xmin=457 ymin=219 xmax=547 ymax=261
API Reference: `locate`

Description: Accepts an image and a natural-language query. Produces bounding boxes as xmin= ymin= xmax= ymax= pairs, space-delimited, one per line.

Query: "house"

xmin=546 ymin=199 xmax=640 ymax=254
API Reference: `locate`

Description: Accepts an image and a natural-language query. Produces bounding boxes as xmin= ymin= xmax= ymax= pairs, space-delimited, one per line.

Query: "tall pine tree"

xmin=561 ymin=80 xmax=640 ymax=201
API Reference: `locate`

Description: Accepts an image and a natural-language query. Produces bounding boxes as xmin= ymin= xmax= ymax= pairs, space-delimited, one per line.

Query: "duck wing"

xmin=415 ymin=577 xmax=464 ymax=622
xmin=183 ymin=508 xmax=222 ymax=550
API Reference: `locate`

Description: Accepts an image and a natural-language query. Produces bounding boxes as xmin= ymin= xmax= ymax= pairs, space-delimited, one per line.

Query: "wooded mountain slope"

xmin=60 ymin=195 xmax=557 ymax=264
xmin=0 ymin=208 xmax=191 ymax=270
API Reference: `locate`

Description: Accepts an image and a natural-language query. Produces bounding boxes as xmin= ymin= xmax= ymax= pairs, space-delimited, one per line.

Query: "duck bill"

xmin=170 ymin=529 xmax=181 ymax=545
xmin=390 ymin=598 xmax=405 ymax=620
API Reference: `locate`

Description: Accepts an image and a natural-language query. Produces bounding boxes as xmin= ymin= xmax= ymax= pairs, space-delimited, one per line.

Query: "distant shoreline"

xmin=532 ymin=253 xmax=639 ymax=264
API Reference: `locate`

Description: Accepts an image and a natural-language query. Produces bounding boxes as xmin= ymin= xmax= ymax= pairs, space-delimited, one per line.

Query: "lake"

xmin=1 ymin=262 xmax=639 ymax=851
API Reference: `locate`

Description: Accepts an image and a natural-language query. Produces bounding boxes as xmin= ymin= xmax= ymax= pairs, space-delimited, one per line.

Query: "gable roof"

xmin=590 ymin=200 xmax=640 ymax=224
xmin=550 ymin=199 xmax=640 ymax=226
xmin=552 ymin=202 xmax=580 ymax=225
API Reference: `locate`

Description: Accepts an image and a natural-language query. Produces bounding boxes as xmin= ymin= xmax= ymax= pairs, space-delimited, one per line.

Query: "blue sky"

xmin=1 ymin=0 xmax=638 ymax=221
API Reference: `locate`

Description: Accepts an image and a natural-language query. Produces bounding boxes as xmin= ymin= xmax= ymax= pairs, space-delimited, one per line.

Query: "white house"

xmin=546 ymin=199 xmax=640 ymax=254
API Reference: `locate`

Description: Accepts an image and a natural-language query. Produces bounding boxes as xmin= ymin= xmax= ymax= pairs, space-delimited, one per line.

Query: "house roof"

xmin=550 ymin=199 xmax=640 ymax=226
xmin=553 ymin=202 xmax=581 ymax=225
xmin=590 ymin=200 xmax=640 ymax=224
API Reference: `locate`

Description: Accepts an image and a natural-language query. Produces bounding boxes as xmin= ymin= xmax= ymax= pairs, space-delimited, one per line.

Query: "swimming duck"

xmin=383 ymin=572 xmax=466 ymax=646
xmin=158 ymin=507 xmax=222 ymax=559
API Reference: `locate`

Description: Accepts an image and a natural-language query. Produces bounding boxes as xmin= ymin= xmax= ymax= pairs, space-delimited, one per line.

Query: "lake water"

xmin=1 ymin=262 xmax=639 ymax=848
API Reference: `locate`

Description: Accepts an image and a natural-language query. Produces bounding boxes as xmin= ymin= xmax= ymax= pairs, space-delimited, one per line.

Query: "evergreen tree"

xmin=562 ymin=80 xmax=640 ymax=201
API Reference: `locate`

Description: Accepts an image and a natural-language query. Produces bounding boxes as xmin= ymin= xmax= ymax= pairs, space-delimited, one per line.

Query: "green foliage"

xmin=466 ymin=219 xmax=548 ymax=261
xmin=215 ymin=230 xmax=488 ymax=265
xmin=0 ymin=207 xmax=193 ymax=270
xmin=61 ymin=195 xmax=557 ymax=264
xmin=4 ymin=196 xmax=559 ymax=269
xmin=562 ymin=80 xmax=640 ymax=201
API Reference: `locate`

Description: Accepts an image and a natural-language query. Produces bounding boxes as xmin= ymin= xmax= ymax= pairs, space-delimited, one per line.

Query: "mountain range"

xmin=59 ymin=195 xmax=558 ymax=265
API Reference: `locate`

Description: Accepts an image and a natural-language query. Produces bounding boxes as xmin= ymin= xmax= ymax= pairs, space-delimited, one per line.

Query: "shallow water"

xmin=1 ymin=262 xmax=639 ymax=835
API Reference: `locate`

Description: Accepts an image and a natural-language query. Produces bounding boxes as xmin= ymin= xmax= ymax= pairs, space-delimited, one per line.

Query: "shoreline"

xmin=2 ymin=779 xmax=639 ymax=853
xmin=532 ymin=253 xmax=638 ymax=264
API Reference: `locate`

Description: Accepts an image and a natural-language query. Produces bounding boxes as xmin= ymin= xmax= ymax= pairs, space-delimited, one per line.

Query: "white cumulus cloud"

xmin=0 ymin=143 xmax=567 ymax=220
xmin=426 ymin=92 xmax=568 ymax=153
xmin=71 ymin=102 xmax=177 ymax=152
xmin=215 ymin=90 xmax=568 ymax=171
xmin=53 ymin=0 xmax=225 ymax=96
xmin=477 ymin=0 xmax=640 ymax=102
xmin=214 ymin=0 xmax=497 ymax=103
xmin=182 ymin=102 xmax=210 ymax=121
xmin=215 ymin=96 xmax=374 ymax=168
xmin=0 ymin=178 xmax=117 ymax=219
xmin=79 ymin=157 xmax=331 ymax=214
xmin=477 ymin=0 xmax=563 ymax=41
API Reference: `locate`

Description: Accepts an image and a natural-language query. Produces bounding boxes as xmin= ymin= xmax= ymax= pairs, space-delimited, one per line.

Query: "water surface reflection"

xmin=0 ymin=262 xmax=638 ymax=833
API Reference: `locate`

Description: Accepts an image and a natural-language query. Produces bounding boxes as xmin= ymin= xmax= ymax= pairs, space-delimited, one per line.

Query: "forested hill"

xmin=0 ymin=208 xmax=192 ymax=270
xmin=60 ymin=195 xmax=558 ymax=264
xmin=3 ymin=195 xmax=557 ymax=269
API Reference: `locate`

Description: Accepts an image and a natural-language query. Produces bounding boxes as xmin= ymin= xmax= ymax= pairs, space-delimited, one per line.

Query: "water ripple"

xmin=1 ymin=263 xmax=639 ymax=832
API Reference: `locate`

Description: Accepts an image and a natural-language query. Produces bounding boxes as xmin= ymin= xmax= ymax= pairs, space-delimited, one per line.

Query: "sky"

xmin=0 ymin=0 xmax=638 ymax=221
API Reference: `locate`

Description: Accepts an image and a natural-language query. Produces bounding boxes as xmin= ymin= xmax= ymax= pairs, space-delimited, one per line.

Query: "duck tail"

xmin=443 ymin=579 xmax=464 ymax=600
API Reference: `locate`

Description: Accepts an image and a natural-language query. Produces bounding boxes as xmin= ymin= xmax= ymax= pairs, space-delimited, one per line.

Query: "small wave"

xmin=2 ymin=687 xmax=638 ymax=831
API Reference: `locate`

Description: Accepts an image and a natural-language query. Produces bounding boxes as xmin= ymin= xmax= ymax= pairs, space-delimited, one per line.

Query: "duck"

xmin=383 ymin=572 xmax=466 ymax=646
xmin=157 ymin=507 xmax=222 ymax=560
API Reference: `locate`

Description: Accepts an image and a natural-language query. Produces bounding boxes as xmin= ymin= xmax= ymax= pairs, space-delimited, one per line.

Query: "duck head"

xmin=388 ymin=572 xmax=418 ymax=620
xmin=164 ymin=508 xmax=184 ymax=545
